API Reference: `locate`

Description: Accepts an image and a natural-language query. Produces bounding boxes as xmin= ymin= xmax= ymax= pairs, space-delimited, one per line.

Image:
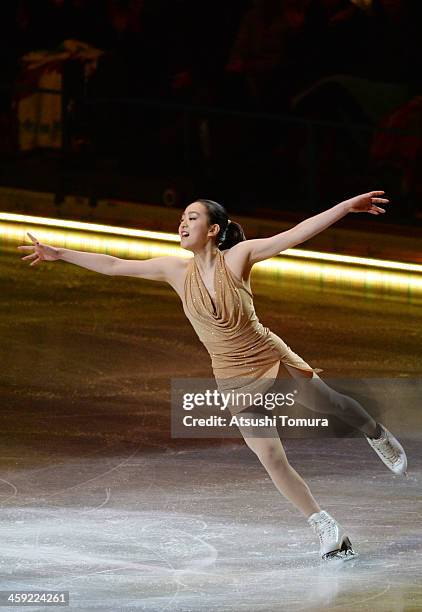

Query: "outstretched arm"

xmin=18 ymin=232 xmax=182 ymax=282
xmin=238 ymin=191 xmax=389 ymax=265
xmin=110 ymin=255 xmax=182 ymax=281
xmin=58 ymin=250 xmax=181 ymax=281
xmin=18 ymin=232 xmax=118 ymax=273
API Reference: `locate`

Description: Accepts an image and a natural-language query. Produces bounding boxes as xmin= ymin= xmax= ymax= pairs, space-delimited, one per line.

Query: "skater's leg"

xmin=285 ymin=365 xmax=407 ymax=475
xmin=284 ymin=365 xmax=379 ymax=437
xmin=282 ymin=366 xmax=359 ymax=559
xmin=237 ymin=419 xmax=321 ymax=518
xmin=237 ymin=382 xmax=358 ymax=560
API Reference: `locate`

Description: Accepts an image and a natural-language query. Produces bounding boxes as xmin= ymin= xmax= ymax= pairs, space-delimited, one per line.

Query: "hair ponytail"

xmin=218 ymin=220 xmax=245 ymax=250
xmin=197 ymin=199 xmax=246 ymax=250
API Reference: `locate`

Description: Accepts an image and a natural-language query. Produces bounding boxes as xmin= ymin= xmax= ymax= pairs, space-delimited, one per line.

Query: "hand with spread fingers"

xmin=17 ymin=232 xmax=60 ymax=266
xmin=346 ymin=191 xmax=390 ymax=214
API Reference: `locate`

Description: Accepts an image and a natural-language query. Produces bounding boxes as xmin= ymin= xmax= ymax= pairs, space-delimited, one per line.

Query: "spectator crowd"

xmin=0 ymin=0 xmax=420 ymax=213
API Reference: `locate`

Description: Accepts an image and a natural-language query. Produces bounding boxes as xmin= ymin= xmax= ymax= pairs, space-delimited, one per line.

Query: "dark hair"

xmin=197 ymin=199 xmax=246 ymax=250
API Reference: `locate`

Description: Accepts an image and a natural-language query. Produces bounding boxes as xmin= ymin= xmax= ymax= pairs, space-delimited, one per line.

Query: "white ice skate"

xmin=364 ymin=423 xmax=408 ymax=476
xmin=308 ymin=510 xmax=358 ymax=562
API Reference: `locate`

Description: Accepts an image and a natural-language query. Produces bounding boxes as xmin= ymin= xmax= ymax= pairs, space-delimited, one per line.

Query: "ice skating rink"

xmin=1 ymin=245 xmax=421 ymax=611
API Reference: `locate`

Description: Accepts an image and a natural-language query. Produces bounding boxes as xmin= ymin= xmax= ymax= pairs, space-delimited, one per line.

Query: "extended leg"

xmin=284 ymin=365 xmax=379 ymax=437
xmin=285 ymin=365 xmax=407 ymax=475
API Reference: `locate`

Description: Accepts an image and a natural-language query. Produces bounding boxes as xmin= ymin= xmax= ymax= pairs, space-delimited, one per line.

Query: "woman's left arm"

xmin=239 ymin=191 xmax=389 ymax=265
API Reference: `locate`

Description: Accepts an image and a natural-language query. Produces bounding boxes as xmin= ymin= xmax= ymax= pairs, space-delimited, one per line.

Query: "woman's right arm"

xmin=59 ymin=249 xmax=180 ymax=280
xmin=58 ymin=247 xmax=116 ymax=274
xmin=18 ymin=232 xmax=183 ymax=282
xmin=17 ymin=231 xmax=117 ymax=275
xmin=109 ymin=255 xmax=182 ymax=281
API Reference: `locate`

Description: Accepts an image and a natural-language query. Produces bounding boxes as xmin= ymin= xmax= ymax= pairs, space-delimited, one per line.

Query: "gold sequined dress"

xmin=183 ymin=249 xmax=322 ymax=415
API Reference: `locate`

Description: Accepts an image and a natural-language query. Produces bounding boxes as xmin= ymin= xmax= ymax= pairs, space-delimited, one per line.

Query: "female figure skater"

xmin=18 ymin=191 xmax=407 ymax=562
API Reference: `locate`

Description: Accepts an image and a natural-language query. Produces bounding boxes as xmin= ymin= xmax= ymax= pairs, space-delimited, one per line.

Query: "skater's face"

xmin=179 ymin=202 xmax=220 ymax=251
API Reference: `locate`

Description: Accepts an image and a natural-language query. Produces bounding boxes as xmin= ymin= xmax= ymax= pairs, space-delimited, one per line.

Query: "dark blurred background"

xmin=0 ymin=0 xmax=421 ymax=220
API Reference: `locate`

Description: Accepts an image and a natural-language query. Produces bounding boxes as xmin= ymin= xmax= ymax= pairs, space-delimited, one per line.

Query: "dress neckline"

xmin=183 ymin=250 xmax=253 ymax=313
xmin=193 ymin=250 xmax=220 ymax=312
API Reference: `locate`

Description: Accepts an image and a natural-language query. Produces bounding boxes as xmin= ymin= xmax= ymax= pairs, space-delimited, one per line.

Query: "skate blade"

xmin=323 ymin=548 xmax=358 ymax=563
xmin=323 ymin=537 xmax=358 ymax=563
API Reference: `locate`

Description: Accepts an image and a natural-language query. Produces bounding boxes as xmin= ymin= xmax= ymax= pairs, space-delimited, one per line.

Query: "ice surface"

xmin=0 ymin=440 xmax=421 ymax=611
xmin=2 ymin=246 xmax=421 ymax=610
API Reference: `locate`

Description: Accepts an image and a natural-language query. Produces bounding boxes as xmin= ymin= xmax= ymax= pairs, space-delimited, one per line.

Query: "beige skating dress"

xmin=183 ymin=249 xmax=323 ymax=416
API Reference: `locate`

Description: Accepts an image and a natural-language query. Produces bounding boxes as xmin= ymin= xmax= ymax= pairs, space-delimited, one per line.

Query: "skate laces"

xmin=310 ymin=514 xmax=338 ymax=543
xmin=372 ymin=431 xmax=400 ymax=465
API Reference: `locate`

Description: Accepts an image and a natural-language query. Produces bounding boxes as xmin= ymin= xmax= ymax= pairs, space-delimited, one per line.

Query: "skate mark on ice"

xmin=329 ymin=583 xmax=391 ymax=609
xmin=2 ymin=444 xmax=143 ymax=507
xmin=80 ymin=487 xmax=111 ymax=513
xmin=0 ymin=477 xmax=18 ymax=505
xmin=54 ymin=542 xmax=183 ymax=612
xmin=140 ymin=520 xmax=219 ymax=573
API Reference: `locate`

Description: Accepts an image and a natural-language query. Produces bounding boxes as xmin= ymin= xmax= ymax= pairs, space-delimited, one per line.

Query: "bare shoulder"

xmin=221 ymin=243 xmax=253 ymax=284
